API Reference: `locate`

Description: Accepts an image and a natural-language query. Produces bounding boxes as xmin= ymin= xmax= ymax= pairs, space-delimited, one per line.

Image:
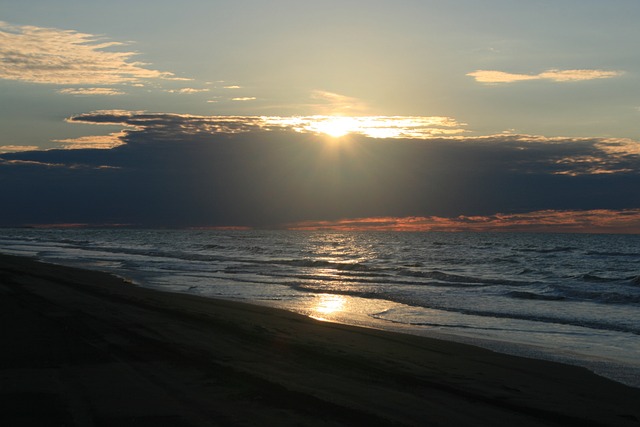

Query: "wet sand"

xmin=1 ymin=253 xmax=639 ymax=426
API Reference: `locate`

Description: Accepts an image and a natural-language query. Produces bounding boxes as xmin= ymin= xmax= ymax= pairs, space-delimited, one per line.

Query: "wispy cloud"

xmin=57 ymin=87 xmax=125 ymax=96
xmin=287 ymin=209 xmax=640 ymax=233
xmin=0 ymin=21 xmax=178 ymax=85
xmin=309 ymin=90 xmax=370 ymax=115
xmin=53 ymin=131 xmax=128 ymax=149
xmin=0 ymin=145 xmax=39 ymax=154
xmin=467 ymin=69 xmax=622 ymax=84
xmin=223 ymin=85 xmax=242 ymax=89
xmin=0 ymin=158 xmax=118 ymax=170
xmin=165 ymin=88 xmax=210 ymax=94
xmin=0 ymin=159 xmax=68 ymax=168
xmin=231 ymin=97 xmax=257 ymax=101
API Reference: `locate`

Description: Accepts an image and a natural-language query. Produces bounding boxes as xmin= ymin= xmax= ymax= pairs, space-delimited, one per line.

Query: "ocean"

xmin=1 ymin=228 xmax=639 ymax=387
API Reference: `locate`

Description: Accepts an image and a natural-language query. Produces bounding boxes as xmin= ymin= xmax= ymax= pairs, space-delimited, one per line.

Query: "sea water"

xmin=1 ymin=228 xmax=639 ymax=387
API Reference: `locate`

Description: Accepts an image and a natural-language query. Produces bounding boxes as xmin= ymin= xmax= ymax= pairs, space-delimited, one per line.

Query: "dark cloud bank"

xmin=1 ymin=112 xmax=639 ymax=228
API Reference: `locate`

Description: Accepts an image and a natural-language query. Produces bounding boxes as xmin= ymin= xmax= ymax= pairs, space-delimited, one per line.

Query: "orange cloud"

xmin=287 ymin=209 xmax=640 ymax=234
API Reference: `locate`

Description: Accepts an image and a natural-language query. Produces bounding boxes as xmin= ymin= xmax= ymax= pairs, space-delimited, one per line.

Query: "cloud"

xmin=65 ymin=110 xmax=147 ymax=127
xmin=165 ymin=88 xmax=210 ymax=94
xmin=538 ymin=69 xmax=623 ymax=82
xmin=57 ymin=87 xmax=126 ymax=96
xmin=63 ymin=111 xmax=640 ymax=173
xmin=223 ymin=85 xmax=242 ymax=89
xmin=67 ymin=111 xmax=270 ymax=137
xmin=596 ymin=138 xmax=640 ymax=157
xmin=53 ymin=131 xmax=128 ymax=149
xmin=65 ymin=111 xmax=469 ymax=140
xmin=467 ymin=69 xmax=622 ymax=84
xmin=286 ymin=209 xmax=640 ymax=233
xmin=0 ymin=21 xmax=177 ymax=85
xmin=1 ymin=111 xmax=638 ymax=228
xmin=231 ymin=97 xmax=257 ymax=101
xmin=0 ymin=157 xmax=118 ymax=170
xmin=269 ymin=115 xmax=466 ymax=138
xmin=309 ymin=90 xmax=371 ymax=115
xmin=0 ymin=145 xmax=39 ymax=154
xmin=0 ymin=158 xmax=69 ymax=168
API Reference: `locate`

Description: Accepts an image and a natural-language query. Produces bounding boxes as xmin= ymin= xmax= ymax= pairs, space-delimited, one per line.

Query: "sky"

xmin=1 ymin=0 xmax=640 ymax=232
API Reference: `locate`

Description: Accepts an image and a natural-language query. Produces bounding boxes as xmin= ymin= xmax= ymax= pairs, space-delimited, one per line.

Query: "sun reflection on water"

xmin=311 ymin=294 xmax=347 ymax=321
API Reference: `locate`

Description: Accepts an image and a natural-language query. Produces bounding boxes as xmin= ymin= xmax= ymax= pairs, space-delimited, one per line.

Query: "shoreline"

xmin=2 ymin=253 xmax=640 ymax=426
xmin=260 ymin=293 xmax=640 ymax=390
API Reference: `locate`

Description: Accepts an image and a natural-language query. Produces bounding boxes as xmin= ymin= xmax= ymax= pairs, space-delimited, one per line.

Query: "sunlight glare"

xmin=313 ymin=294 xmax=347 ymax=320
xmin=262 ymin=115 xmax=467 ymax=139
xmin=308 ymin=117 xmax=359 ymax=138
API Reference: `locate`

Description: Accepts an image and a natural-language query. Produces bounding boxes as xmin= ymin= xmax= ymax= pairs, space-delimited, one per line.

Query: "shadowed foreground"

xmin=1 ymin=254 xmax=639 ymax=426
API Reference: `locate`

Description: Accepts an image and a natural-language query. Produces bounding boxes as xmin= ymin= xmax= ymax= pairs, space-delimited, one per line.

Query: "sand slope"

xmin=1 ymin=254 xmax=639 ymax=426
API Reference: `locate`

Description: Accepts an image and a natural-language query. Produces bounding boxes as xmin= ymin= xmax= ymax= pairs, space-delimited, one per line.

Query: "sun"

xmin=309 ymin=117 xmax=359 ymax=138
xmin=263 ymin=115 xmax=464 ymax=139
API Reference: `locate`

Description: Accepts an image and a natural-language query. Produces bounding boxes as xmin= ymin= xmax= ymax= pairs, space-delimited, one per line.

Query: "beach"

xmin=1 ymin=253 xmax=639 ymax=426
